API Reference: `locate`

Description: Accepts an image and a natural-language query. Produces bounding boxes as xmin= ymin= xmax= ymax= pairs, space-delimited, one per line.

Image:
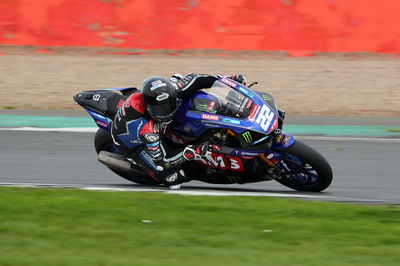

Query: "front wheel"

xmin=275 ymin=140 xmax=333 ymax=192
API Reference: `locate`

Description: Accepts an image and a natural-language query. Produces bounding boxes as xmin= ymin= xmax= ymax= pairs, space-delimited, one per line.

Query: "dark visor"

xmin=148 ymin=100 xmax=178 ymax=121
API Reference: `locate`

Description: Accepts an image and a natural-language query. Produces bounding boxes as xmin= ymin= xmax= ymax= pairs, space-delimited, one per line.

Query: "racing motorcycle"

xmin=74 ymin=77 xmax=333 ymax=192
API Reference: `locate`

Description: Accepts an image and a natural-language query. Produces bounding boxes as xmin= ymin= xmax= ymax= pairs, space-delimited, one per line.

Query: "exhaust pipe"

xmin=98 ymin=151 xmax=132 ymax=173
xmin=98 ymin=151 xmax=155 ymax=181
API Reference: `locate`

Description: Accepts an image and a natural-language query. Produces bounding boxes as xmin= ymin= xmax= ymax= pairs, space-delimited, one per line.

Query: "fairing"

xmin=170 ymin=78 xmax=280 ymax=147
xmin=85 ymin=107 xmax=111 ymax=132
xmin=80 ymin=78 xmax=293 ymax=159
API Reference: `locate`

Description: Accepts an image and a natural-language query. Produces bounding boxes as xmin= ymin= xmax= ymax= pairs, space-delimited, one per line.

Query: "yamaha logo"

xmin=144 ymin=133 xmax=160 ymax=142
xmin=92 ymin=94 xmax=101 ymax=101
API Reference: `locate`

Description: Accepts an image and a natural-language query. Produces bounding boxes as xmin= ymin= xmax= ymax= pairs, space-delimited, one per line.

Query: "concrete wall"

xmin=1 ymin=0 xmax=399 ymax=53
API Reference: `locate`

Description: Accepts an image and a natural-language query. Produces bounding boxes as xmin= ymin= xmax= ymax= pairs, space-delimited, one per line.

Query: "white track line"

xmin=0 ymin=182 xmax=389 ymax=203
xmin=0 ymin=127 xmax=97 ymax=133
xmin=0 ymin=182 xmax=323 ymax=198
xmin=0 ymin=126 xmax=399 ymax=142
xmin=296 ymin=135 xmax=400 ymax=143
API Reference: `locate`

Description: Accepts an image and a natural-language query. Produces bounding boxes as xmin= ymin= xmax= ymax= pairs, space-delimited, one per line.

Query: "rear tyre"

xmin=94 ymin=128 xmax=158 ymax=185
xmin=275 ymin=140 xmax=333 ymax=192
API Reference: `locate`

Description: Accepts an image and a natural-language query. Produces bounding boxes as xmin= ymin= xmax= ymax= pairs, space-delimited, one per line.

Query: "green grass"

xmin=0 ymin=187 xmax=399 ymax=266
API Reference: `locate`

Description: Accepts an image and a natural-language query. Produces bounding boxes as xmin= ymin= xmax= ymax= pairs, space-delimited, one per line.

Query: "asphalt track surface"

xmin=1 ymin=128 xmax=399 ymax=205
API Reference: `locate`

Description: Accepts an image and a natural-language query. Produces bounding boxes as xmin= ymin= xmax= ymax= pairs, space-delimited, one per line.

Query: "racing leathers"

xmin=111 ymin=74 xmax=232 ymax=186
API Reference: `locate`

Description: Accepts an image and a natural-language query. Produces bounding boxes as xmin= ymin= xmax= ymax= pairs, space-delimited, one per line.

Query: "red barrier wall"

xmin=1 ymin=0 xmax=399 ymax=53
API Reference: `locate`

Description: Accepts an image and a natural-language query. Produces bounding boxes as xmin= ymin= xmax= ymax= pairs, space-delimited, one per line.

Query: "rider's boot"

xmin=160 ymin=170 xmax=188 ymax=190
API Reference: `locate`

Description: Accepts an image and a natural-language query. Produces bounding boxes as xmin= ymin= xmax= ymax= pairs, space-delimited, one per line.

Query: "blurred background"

xmin=1 ymin=0 xmax=400 ymax=52
xmin=1 ymin=3 xmax=399 ymax=264
xmin=0 ymin=0 xmax=399 ymax=115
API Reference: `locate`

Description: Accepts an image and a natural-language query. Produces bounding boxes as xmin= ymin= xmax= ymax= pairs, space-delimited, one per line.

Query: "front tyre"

xmin=94 ymin=128 xmax=158 ymax=185
xmin=276 ymin=140 xmax=333 ymax=192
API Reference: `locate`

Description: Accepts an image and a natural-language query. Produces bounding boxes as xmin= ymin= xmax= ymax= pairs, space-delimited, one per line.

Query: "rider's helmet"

xmin=142 ymin=76 xmax=180 ymax=124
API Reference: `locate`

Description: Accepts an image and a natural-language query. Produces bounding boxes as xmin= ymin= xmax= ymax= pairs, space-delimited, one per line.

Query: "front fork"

xmin=258 ymin=133 xmax=295 ymax=180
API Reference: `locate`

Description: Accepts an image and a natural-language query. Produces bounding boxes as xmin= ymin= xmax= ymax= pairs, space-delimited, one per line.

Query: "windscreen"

xmin=192 ymin=80 xmax=255 ymax=119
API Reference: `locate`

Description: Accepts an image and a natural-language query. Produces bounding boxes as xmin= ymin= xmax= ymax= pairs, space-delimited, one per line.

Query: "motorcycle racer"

xmin=111 ymin=73 xmax=247 ymax=188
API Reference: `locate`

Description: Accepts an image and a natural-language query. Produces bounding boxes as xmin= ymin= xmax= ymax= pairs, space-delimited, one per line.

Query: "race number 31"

xmin=255 ymin=105 xmax=274 ymax=131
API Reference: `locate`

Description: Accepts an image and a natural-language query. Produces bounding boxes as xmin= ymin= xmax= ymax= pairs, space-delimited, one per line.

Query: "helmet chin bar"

xmin=161 ymin=120 xmax=172 ymax=125
xmin=155 ymin=114 xmax=173 ymax=124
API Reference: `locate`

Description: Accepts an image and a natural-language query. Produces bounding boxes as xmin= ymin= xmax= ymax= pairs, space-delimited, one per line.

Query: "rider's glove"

xmin=169 ymin=73 xmax=183 ymax=83
xmin=231 ymin=74 xmax=247 ymax=85
xmin=183 ymin=143 xmax=221 ymax=160
xmin=198 ymin=143 xmax=221 ymax=156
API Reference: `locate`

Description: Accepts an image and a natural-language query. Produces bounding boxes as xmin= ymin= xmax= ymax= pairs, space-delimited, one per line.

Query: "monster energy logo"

xmin=242 ymin=131 xmax=252 ymax=143
xmin=262 ymin=94 xmax=272 ymax=102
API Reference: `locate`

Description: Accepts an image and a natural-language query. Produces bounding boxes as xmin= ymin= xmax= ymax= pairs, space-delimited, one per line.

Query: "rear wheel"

xmin=275 ymin=140 xmax=333 ymax=192
xmin=94 ymin=129 xmax=158 ymax=185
